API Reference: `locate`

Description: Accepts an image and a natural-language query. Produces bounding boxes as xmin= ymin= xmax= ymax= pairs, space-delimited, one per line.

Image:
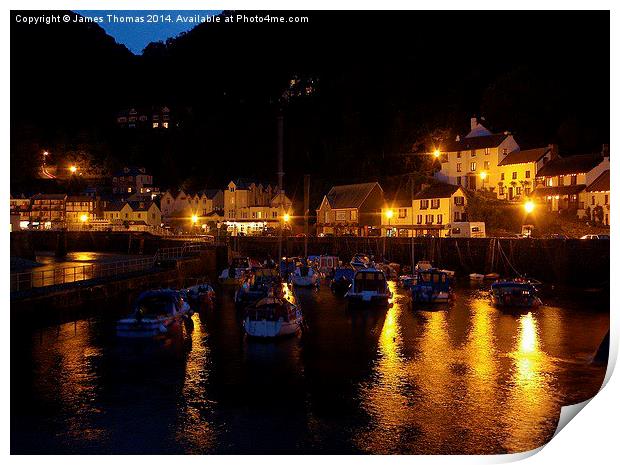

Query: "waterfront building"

xmin=30 ymin=193 xmax=66 ymax=228
xmin=112 ymin=167 xmax=155 ymax=194
xmin=381 ymin=183 xmax=467 ymax=237
xmin=223 ymin=179 xmax=292 ymax=235
xmin=103 ymin=200 xmax=162 ymax=231
xmin=316 ymin=182 xmax=385 ymax=236
xmin=65 ymin=195 xmax=96 ymax=224
xmin=496 ymin=146 xmax=557 ymax=200
xmin=580 ymin=169 xmax=610 ymax=226
xmin=10 ymin=194 xmax=31 ymax=229
xmin=533 ymin=146 xmax=609 ymax=216
xmin=435 ymin=117 xmax=520 ymax=193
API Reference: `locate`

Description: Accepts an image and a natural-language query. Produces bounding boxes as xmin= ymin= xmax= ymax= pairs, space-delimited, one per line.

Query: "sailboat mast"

xmin=277 ymin=113 xmax=284 ymax=261
xmin=411 ymin=175 xmax=415 ymax=272
xmin=304 ymin=174 xmax=310 ymax=258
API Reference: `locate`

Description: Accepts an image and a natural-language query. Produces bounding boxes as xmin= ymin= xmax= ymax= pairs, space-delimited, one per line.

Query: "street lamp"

xmin=69 ymin=165 xmax=77 ymax=174
xmin=524 ymin=200 xmax=535 ymax=214
xmin=433 ymin=149 xmax=441 ymax=159
xmin=385 ymin=209 xmax=394 ymax=237
xmin=480 ymin=171 xmax=487 ymax=190
xmin=283 ymin=213 xmax=290 ymax=223
xmin=80 ymin=214 xmax=88 ymax=223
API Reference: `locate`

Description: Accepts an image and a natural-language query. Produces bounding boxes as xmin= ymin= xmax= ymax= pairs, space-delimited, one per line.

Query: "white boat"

xmin=345 ymin=267 xmax=392 ymax=306
xmin=350 ymin=253 xmax=372 ymax=269
xmin=116 ymin=289 xmax=192 ymax=338
xmin=243 ymin=295 xmax=302 ymax=338
xmin=219 ymin=257 xmax=251 ymax=284
xmin=290 ymin=264 xmax=320 ymax=287
xmin=469 ymin=273 xmax=485 ymax=281
xmin=185 ymin=282 xmax=215 ymax=309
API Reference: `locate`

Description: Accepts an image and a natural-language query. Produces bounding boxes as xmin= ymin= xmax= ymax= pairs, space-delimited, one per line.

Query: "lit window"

xmin=456 ymin=163 xmax=462 ymax=173
xmin=512 ymin=172 xmax=517 ymax=180
xmin=153 ymin=122 xmax=159 ymax=128
xmin=470 ymin=162 xmax=477 ymax=171
xmin=162 ymin=122 xmax=169 ymax=129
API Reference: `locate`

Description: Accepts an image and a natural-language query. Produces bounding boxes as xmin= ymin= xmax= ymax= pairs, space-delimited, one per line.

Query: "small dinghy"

xmin=219 ymin=257 xmax=251 ymax=285
xmin=469 ymin=273 xmax=485 ymax=281
xmin=243 ymin=293 xmax=302 ymax=338
xmin=117 ymin=289 xmax=192 ymax=338
xmin=290 ymin=262 xmax=320 ymax=288
xmin=484 ymin=272 xmax=500 ymax=280
xmin=185 ymin=281 xmax=215 ymax=310
xmin=491 ymin=280 xmax=542 ymax=308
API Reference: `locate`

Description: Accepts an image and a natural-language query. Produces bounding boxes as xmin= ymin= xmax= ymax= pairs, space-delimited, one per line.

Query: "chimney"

xmin=470 ymin=117 xmax=478 ymax=131
xmin=602 ymin=143 xmax=609 ymax=160
xmin=548 ymin=144 xmax=559 ymax=159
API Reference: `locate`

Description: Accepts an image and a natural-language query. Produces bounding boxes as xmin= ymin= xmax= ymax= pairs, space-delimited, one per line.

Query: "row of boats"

xmin=115 ymin=254 xmax=543 ymax=341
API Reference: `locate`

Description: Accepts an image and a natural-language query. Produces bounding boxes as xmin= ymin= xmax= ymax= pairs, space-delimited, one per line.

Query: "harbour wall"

xmin=11 ymin=251 xmax=220 ymax=324
xmin=231 ymin=236 xmax=609 ymax=287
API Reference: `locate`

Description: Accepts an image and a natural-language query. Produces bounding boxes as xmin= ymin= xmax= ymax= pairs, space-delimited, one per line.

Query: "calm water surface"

xmin=11 ymin=281 xmax=608 ymax=454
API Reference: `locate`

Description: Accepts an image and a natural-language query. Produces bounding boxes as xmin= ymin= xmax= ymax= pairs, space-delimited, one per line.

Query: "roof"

xmin=498 ymin=147 xmax=550 ymax=166
xmin=230 ymin=178 xmax=270 ymax=190
xmin=105 ymin=201 xmax=127 ymax=212
xmin=442 ymin=134 xmax=509 ymax=153
xmin=414 ymin=183 xmax=462 ymax=200
xmin=586 ymin=170 xmax=610 ymax=192
xmin=536 ymin=153 xmax=603 ymax=177
xmin=203 ymin=189 xmax=222 ymax=199
xmin=532 ymin=185 xmax=586 ymax=196
xmin=31 ymin=193 xmax=67 ymax=200
xmin=66 ymin=195 xmax=94 ymax=202
xmin=324 ymin=182 xmax=381 ymax=209
xmin=127 ymin=201 xmax=156 ymax=211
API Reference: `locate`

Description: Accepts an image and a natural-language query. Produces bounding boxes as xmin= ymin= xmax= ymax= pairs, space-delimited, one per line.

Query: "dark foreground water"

xmin=11 ymin=281 xmax=608 ymax=454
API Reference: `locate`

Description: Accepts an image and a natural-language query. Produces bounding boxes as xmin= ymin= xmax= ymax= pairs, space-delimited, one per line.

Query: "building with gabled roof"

xmin=316 ymin=182 xmax=384 ymax=236
xmin=496 ymin=145 xmax=557 ymax=201
xmin=381 ymin=183 xmax=468 ymax=237
xmin=435 ymin=117 xmax=520 ymax=193
xmin=581 ymin=169 xmax=610 ymax=226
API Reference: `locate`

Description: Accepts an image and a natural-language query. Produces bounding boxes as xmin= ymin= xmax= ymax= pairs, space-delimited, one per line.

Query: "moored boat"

xmin=116 ymin=289 xmax=192 ymax=338
xmin=185 ymin=282 xmax=216 ymax=310
xmin=235 ymin=268 xmax=281 ymax=307
xmin=411 ymin=268 xmax=453 ymax=304
xmin=350 ymin=253 xmax=372 ymax=270
xmin=243 ymin=294 xmax=302 ymax=338
xmin=330 ymin=267 xmax=355 ymax=295
xmin=290 ymin=261 xmax=320 ymax=287
xmin=469 ymin=273 xmax=485 ymax=281
xmin=490 ymin=280 xmax=542 ymax=308
xmin=345 ymin=267 xmax=392 ymax=306
xmin=219 ymin=257 xmax=251 ymax=284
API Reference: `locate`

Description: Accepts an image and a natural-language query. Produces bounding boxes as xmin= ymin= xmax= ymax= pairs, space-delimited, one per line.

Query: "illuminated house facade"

xmin=581 ymin=169 xmax=610 ymax=226
xmin=223 ymin=179 xmax=292 ymax=235
xmin=112 ymin=167 xmax=155 ymax=194
xmin=30 ymin=193 xmax=66 ymax=227
xmin=533 ymin=149 xmax=609 ymax=216
xmin=496 ymin=146 xmax=557 ymax=200
xmin=435 ymin=117 xmax=519 ymax=193
xmin=381 ymin=183 xmax=467 ymax=237
xmin=65 ymin=195 xmax=96 ymax=223
xmin=316 ymin=182 xmax=385 ymax=236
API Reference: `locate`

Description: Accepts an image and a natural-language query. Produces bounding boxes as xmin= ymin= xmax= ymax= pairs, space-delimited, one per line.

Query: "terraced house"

xmin=381 ymin=183 xmax=467 ymax=237
xmin=316 ymin=182 xmax=385 ymax=236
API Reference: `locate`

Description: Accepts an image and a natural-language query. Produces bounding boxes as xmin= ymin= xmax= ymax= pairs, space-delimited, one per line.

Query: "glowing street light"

xmin=69 ymin=165 xmax=77 ymax=174
xmin=479 ymin=171 xmax=487 ymax=180
xmin=385 ymin=209 xmax=394 ymax=219
xmin=79 ymin=214 xmax=88 ymax=223
xmin=433 ymin=149 xmax=441 ymax=159
xmin=191 ymin=214 xmax=199 ymax=224
xmin=524 ymin=200 xmax=535 ymax=214
xmin=283 ymin=213 xmax=290 ymax=223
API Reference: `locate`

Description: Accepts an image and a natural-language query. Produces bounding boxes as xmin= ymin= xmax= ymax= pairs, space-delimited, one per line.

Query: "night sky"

xmin=74 ymin=10 xmax=222 ymax=54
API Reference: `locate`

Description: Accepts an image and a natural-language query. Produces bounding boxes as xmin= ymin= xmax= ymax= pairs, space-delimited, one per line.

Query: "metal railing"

xmin=10 ymin=243 xmax=209 ymax=293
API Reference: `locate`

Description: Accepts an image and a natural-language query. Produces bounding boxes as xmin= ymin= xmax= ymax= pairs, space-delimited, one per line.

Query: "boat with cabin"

xmin=411 ymin=268 xmax=453 ymax=304
xmin=490 ymin=280 xmax=542 ymax=308
xmin=185 ymin=281 xmax=216 ymax=310
xmin=116 ymin=289 xmax=192 ymax=338
xmin=345 ymin=267 xmax=392 ymax=306
xmin=242 ymin=292 xmax=302 ymax=338
xmin=350 ymin=253 xmax=372 ymax=269
xmin=235 ymin=268 xmax=282 ymax=307
xmin=290 ymin=260 xmax=320 ymax=287
xmin=330 ymin=267 xmax=355 ymax=295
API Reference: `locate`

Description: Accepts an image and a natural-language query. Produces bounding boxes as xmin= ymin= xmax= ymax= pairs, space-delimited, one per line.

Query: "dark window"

xmin=525 ymin=170 xmax=531 ymax=178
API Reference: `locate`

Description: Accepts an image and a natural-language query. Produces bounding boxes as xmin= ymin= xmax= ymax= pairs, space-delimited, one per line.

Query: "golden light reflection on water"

xmin=503 ymin=311 xmax=555 ymax=451
xmin=175 ymin=315 xmax=216 ymax=451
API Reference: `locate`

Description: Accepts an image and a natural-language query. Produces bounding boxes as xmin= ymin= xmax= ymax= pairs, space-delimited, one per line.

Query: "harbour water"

xmin=11 ymin=280 xmax=608 ymax=454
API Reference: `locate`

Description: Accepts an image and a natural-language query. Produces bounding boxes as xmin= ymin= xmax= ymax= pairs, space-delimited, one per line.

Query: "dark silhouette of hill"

xmin=11 ymin=10 xmax=610 ymax=207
